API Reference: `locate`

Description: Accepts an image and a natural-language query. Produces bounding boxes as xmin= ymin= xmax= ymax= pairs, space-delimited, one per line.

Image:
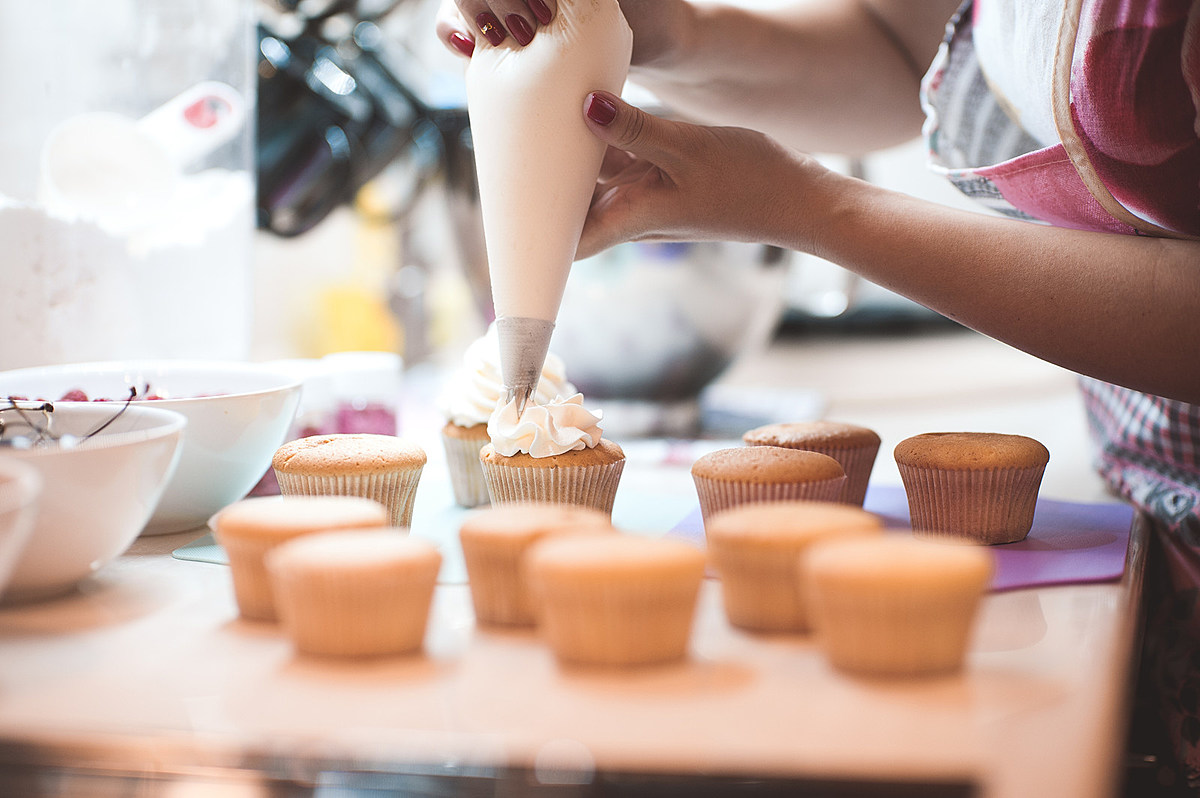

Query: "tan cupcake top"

xmin=273 ymin=434 xmax=427 ymax=475
xmin=805 ymin=536 xmax=994 ymax=590
xmin=214 ymin=495 xmax=389 ymax=541
xmin=479 ymin=438 xmax=625 ymax=469
xmin=893 ymin=432 xmax=1049 ymax=470
xmin=267 ymin=529 xmax=441 ymax=576
xmin=706 ymin=501 xmax=884 ymax=548
xmin=743 ymin=420 xmax=881 ymax=450
xmin=442 ymin=420 xmax=489 ymax=440
xmin=690 ymin=446 xmax=846 ymax=483
xmin=460 ymin=502 xmax=614 ymax=544
xmin=527 ymin=535 xmax=706 ymax=587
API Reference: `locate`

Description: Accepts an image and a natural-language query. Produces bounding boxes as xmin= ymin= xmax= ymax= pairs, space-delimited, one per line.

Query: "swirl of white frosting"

xmin=439 ymin=324 xmax=575 ymax=427
xmin=487 ymin=392 xmax=604 ymax=457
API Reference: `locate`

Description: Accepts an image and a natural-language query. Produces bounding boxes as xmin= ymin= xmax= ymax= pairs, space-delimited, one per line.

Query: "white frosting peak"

xmin=487 ymin=393 xmax=604 ymax=458
xmin=440 ymin=324 xmax=575 ymax=427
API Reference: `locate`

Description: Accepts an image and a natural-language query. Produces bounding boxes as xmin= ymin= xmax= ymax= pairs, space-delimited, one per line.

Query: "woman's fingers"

xmin=441 ymin=0 xmax=557 ymax=56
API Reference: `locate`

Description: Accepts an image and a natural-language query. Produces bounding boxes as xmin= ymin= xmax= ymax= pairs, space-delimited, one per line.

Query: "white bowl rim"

xmin=0 ymin=359 xmax=303 ymax=404
xmin=0 ymin=402 xmax=187 ymax=456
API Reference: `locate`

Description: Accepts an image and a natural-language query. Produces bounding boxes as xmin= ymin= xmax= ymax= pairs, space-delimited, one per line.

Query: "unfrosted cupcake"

xmin=526 ymin=534 xmax=706 ymax=667
xmin=690 ymin=446 xmax=846 ymax=526
xmin=267 ymin=528 xmax=441 ymax=657
xmin=439 ymin=324 xmax=577 ymax=508
xmin=480 ymin=393 xmax=625 ymax=516
xmin=803 ymin=536 xmax=994 ymax=677
xmin=212 ymin=495 xmax=389 ymax=622
xmin=458 ymin=502 xmax=614 ymax=626
xmin=742 ymin=421 xmax=881 ymax=506
xmin=272 ymin=433 xmax=426 ymax=528
xmin=705 ymin=501 xmax=884 ymax=633
xmin=894 ymin=432 xmax=1050 ymax=544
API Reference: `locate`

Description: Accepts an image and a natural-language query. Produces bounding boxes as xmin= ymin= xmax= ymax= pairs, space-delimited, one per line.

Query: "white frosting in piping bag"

xmin=439 ymin=323 xmax=576 ymax=427
xmin=465 ymin=0 xmax=633 ymax=323
xmin=487 ymin=392 xmax=605 ymax=457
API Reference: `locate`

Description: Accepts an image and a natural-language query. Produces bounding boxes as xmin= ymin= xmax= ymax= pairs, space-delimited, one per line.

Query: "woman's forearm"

xmin=630 ymin=0 xmax=957 ymax=154
xmin=791 ymin=170 xmax=1200 ymax=403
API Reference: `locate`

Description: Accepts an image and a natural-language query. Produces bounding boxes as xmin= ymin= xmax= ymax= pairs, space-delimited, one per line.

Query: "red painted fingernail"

xmin=527 ymin=0 xmax=552 ymax=25
xmin=585 ymin=93 xmax=617 ymax=126
xmin=448 ymin=31 xmax=475 ymax=57
xmin=506 ymin=14 xmax=534 ymax=46
xmin=475 ymin=12 xmax=506 ymax=45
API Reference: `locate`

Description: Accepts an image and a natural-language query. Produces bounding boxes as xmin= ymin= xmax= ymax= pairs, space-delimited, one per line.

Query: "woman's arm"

xmin=625 ymin=0 xmax=960 ymax=154
xmin=580 ymin=92 xmax=1200 ymax=404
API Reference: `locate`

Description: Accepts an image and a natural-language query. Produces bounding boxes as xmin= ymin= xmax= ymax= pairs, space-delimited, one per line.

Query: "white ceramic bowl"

xmin=0 ymin=459 xmax=43 ymax=600
xmin=0 ymin=403 xmax=185 ymax=601
xmin=0 ymin=361 xmax=302 ymax=534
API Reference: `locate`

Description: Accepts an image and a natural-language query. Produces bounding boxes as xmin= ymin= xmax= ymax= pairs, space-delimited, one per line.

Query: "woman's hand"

xmin=435 ymin=0 xmax=555 ymax=55
xmin=577 ymin=91 xmax=832 ymax=260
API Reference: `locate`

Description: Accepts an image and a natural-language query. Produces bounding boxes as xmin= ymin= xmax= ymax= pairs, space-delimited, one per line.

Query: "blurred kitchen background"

xmin=0 ymin=0 xmax=985 ymax=437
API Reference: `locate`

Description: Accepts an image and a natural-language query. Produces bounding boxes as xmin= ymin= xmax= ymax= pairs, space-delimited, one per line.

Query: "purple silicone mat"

xmin=668 ymin=484 xmax=1134 ymax=592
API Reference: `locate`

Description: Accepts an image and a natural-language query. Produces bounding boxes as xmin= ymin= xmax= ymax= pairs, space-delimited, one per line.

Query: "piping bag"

xmin=465 ymin=0 xmax=632 ymax=416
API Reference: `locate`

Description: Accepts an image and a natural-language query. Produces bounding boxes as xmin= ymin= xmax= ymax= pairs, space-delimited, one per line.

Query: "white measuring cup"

xmin=38 ymin=81 xmax=246 ymax=233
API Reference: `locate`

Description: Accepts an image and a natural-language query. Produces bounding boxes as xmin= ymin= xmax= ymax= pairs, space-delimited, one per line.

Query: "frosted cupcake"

xmin=705 ymin=501 xmax=884 ymax=633
xmin=272 ymin=433 xmax=426 ymax=528
xmin=690 ymin=446 xmax=846 ymax=526
xmin=458 ymin=502 xmax=614 ymax=627
xmin=479 ymin=393 xmax=625 ymax=516
xmin=742 ymin=421 xmax=881 ymax=506
xmin=526 ymin=534 xmax=706 ymax=667
xmin=439 ymin=324 xmax=577 ymax=508
xmin=267 ymin=528 xmax=441 ymax=658
xmin=894 ymin=432 xmax=1050 ymax=544
xmin=803 ymin=536 xmax=994 ymax=677
xmin=212 ymin=495 xmax=389 ymax=622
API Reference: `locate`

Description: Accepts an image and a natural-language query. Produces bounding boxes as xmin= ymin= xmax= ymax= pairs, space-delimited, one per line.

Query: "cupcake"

xmin=272 ymin=433 xmax=427 ymax=528
xmin=459 ymin=502 xmax=614 ymax=627
xmin=803 ymin=536 xmax=994 ymax=677
xmin=438 ymin=324 xmax=577 ymax=508
xmin=267 ymin=529 xmax=441 ymax=657
xmin=742 ymin=421 xmax=881 ymax=506
xmin=893 ymin=432 xmax=1050 ymax=544
xmin=212 ymin=495 xmax=389 ymax=621
xmin=690 ymin=446 xmax=846 ymax=526
xmin=480 ymin=393 xmax=625 ymax=516
xmin=705 ymin=501 xmax=884 ymax=633
xmin=526 ymin=534 xmax=706 ymax=667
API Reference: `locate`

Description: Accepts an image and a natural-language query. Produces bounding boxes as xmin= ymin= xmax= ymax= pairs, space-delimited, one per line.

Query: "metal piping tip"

xmin=496 ymin=316 xmax=555 ymax=418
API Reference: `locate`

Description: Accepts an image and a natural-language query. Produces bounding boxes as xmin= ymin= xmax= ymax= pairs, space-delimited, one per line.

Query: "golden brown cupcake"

xmin=272 ymin=433 xmax=427 ymax=527
xmin=894 ymin=432 xmax=1050 ymax=544
xmin=690 ymin=446 xmax=847 ymax=526
xmin=742 ymin=421 xmax=881 ymax=506
xmin=526 ymin=534 xmax=706 ymax=667
xmin=705 ymin=501 xmax=885 ymax=633
xmin=480 ymin=439 xmax=626 ymax=516
xmin=441 ymin=422 xmax=492 ymax=508
xmin=212 ymin=495 xmax=389 ymax=622
xmin=267 ymin=528 xmax=441 ymax=657
xmin=803 ymin=536 xmax=994 ymax=677
xmin=459 ymin=502 xmax=615 ymax=626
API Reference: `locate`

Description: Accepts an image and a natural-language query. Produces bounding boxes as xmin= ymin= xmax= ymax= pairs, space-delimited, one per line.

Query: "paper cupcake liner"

xmin=269 ymin=562 xmax=438 ymax=657
xmin=693 ymin=475 xmax=847 ymax=526
xmin=820 ymin=445 xmax=879 ymax=507
xmin=275 ymin=467 xmax=424 ymax=528
xmin=480 ymin=459 xmax=625 ymax=516
xmin=809 ymin=589 xmax=982 ymax=676
xmin=897 ymin=464 xmax=1046 ymax=544
xmin=461 ymin=545 xmax=536 ymax=627
xmin=218 ymin=535 xmax=284 ymax=622
xmin=441 ymin=432 xmax=491 ymax=508
xmin=535 ymin=576 xmax=702 ymax=667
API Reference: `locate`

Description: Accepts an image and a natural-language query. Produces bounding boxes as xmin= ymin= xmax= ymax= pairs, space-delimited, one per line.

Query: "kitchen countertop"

xmin=0 ymin=327 xmax=1143 ymax=797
